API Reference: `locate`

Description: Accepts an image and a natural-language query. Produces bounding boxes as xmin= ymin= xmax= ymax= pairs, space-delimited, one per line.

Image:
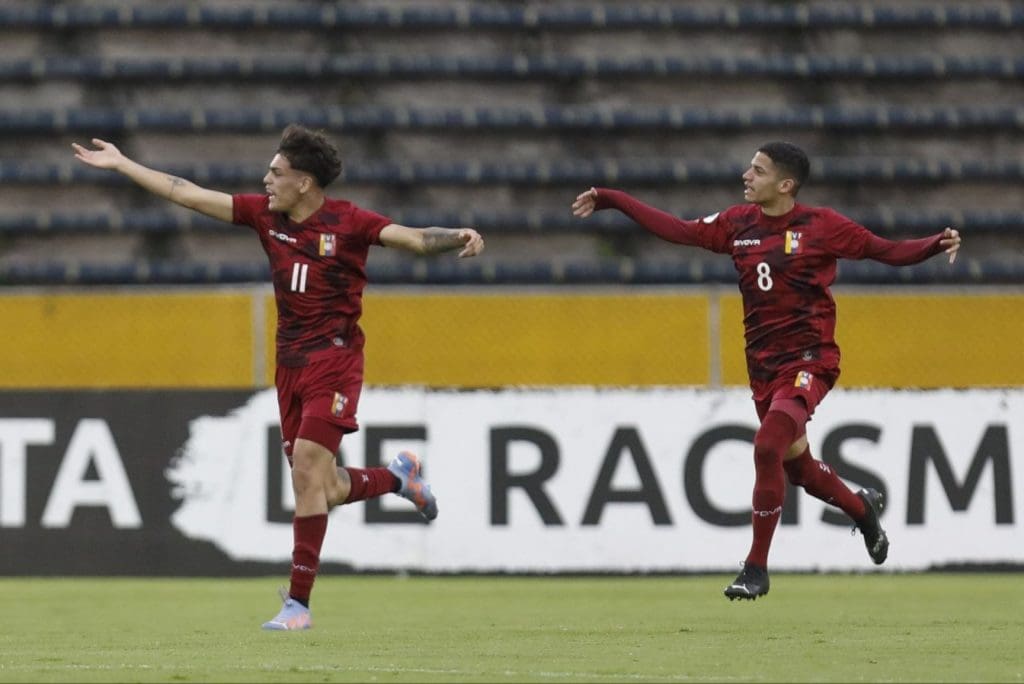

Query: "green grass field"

xmin=0 ymin=574 xmax=1021 ymax=683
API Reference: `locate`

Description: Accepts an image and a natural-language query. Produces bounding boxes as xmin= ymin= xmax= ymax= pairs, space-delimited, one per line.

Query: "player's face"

xmin=263 ymin=154 xmax=312 ymax=213
xmin=742 ymin=152 xmax=786 ymax=205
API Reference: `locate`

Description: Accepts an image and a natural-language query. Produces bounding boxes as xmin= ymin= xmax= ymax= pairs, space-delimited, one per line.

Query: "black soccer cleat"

xmin=724 ymin=562 xmax=770 ymax=601
xmin=854 ymin=488 xmax=889 ymax=565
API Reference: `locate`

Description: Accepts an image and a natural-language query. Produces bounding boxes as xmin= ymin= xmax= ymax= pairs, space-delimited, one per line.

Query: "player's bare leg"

xmin=326 ymin=464 xmax=352 ymax=508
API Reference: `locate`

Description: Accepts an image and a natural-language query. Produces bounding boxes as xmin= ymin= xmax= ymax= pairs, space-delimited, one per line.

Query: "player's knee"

xmin=753 ymin=439 xmax=782 ymax=467
xmin=753 ymin=427 xmax=784 ymax=458
xmin=290 ymin=463 xmax=320 ymax=497
xmin=289 ymin=448 xmax=324 ymax=496
xmin=783 ymin=459 xmax=805 ymax=486
xmin=324 ymin=467 xmax=350 ymax=507
xmin=753 ymin=412 xmax=796 ymax=463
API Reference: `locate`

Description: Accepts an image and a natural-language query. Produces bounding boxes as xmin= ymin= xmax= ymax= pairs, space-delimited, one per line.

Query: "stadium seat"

xmin=3 ymin=159 xmax=1023 ymax=187
xmin=3 ymin=1 xmax=1021 ymax=286
xmin=1 ymin=208 xmax=1021 ymax=239
xmin=1 ymin=3 xmax=1020 ymax=31
xmin=1 ymin=255 xmax=1019 ymax=287
xmin=3 ymin=55 xmax=1022 ymax=83
xmin=3 ymin=105 xmax=1022 ymax=134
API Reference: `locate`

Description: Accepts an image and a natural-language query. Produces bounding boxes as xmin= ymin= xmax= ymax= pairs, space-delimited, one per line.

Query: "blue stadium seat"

xmin=0 ymin=210 xmax=231 ymax=235
xmin=1 ymin=3 xmax=1020 ymax=30
xmin=1 ymin=208 xmax=1020 ymax=239
xmin=4 ymin=159 xmax=1022 ymax=187
xmin=1 ymin=255 xmax=1020 ymax=287
xmin=4 ymin=105 xmax=1021 ymax=134
xmin=3 ymin=55 xmax=1022 ymax=83
xmin=3 ymin=2 xmax=1019 ymax=287
xmin=0 ymin=259 xmax=271 ymax=286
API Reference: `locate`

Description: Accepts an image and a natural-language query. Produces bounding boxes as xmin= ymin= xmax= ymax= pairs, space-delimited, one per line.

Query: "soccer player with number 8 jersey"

xmin=573 ymin=141 xmax=961 ymax=600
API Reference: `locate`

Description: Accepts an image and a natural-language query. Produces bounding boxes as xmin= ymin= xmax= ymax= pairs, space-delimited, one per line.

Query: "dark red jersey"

xmin=595 ymin=189 xmax=944 ymax=397
xmin=233 ymin=194 xmax=391 ymax=367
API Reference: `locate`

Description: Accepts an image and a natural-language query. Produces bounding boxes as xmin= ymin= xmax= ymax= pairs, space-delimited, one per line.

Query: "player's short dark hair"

xmin=757 ymin=141 xmax=810 ymax=195
xmin=277 ymin=124 xmax=342 ymax=188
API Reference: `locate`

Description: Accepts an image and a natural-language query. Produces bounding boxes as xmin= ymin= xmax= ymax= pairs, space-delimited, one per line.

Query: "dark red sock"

xmin=747 ymin=411 xmax=797 ymax=568
xmin=289 ymin=513 xmax=328 ymax=605
xmin=342 ymin=467 xmax=400 ymax=504
xmin=784 ymin=448 xmax=866 ymax=520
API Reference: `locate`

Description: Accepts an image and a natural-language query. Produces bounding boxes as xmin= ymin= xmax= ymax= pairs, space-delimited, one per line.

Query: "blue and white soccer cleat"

xmin=387 ymin=451 xmax=438 ymax=521
xmin=261 ymin=589 xmax=312 ymax=631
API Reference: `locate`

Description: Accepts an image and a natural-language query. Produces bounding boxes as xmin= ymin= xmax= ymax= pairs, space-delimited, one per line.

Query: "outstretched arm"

xmin=573 ymin=186 xmax=724 ymax=250
xmin=379 ymin=224 xmax=485 ymax=258
xmin=71 ymin=138 xmax=233 ymax=223
xmin=861 ymin=227 xmax=962 ymax=265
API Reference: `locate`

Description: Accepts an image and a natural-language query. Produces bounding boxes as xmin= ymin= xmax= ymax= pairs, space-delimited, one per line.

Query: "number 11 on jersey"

xmin=291 ymin=262 xmax=309 ymax=292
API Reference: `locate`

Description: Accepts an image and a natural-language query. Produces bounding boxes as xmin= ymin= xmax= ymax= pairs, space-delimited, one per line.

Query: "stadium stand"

xmin=3 ymin=54 xmax=1024 ymax=82
xmin=4 ymin=207 xmax=1022 ymax=238
xmin=1 ymin=3 xmax=1022 ymax=31
xmin=1 ymin=0 xmax=1022 ymax=285
xmin=3 ymin=104 xmax=1023 ymax=134
xmin=4 ymin=158 xmax=1024 ymax=187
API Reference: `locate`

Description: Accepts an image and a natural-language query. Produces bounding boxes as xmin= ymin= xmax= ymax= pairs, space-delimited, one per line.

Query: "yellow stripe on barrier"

xmin=0 ymin=292 xmax=255 ymax=388
xmin=718 ymin=294 xmax=749 ymax=387
xmin=836 ymin=294 xmax=1024 ymax=388
xmin=349 ymin=292 xmax=711 ymax=387
xmin=718 ymin=292 xmax=1024 ymax=389
xmin=2 ymin=289 xmax=1020 ymax=389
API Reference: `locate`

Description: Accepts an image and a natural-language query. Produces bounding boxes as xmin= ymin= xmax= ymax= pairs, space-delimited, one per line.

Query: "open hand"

xmin=71 ymin=138 xmax=125 ymax=170
xmin=571 ymin=187 xmax=598 ymax=218
xmin=940 ymin=227 xmax=961 ymax=264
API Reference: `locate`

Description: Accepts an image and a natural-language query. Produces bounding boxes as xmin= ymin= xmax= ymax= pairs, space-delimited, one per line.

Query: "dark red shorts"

xmin=275 ymin=349 xmax=364 ymax=458
xmin=753 ymin=368 xmax=833 ymax=432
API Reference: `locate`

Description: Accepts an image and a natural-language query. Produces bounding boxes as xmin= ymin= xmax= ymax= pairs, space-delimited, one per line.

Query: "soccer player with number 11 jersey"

xmin=573 ymin=141 xmax=961 ymax=600
xmin=74 ymin=125 xmax=484 ymax=628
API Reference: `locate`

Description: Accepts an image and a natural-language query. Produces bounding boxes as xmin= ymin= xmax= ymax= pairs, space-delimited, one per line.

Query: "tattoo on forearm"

xmin=421 ymin=227 xmax=463 ymax=254
xmin=167 ymin=175 xmax=186 ymax=201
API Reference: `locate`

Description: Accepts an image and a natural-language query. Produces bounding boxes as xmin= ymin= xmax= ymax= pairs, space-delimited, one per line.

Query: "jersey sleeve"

xmin=232 ymin=193 xmax=268 ymax=229
xmin=593 ymin=188 xmax=734 ymax=253
xmin=821 ymin=208 xmax=944 ymax=266
xmin=351 ymin=206 xmax=393 ymax=246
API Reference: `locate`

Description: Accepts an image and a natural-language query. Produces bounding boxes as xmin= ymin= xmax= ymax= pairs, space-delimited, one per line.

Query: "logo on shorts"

xmin=331 ymin=392 xmax=347 ymax=417
xmin=794 ymin=370 xmax=813 ymax=389
xmin=319 ymin=234 xmax=337 ymax=256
